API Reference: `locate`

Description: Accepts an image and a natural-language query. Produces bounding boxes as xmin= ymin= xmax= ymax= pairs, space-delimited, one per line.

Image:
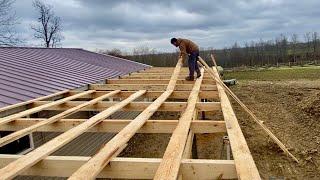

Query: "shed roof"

xmin=0 ymin=47 xmax=150 ymax=108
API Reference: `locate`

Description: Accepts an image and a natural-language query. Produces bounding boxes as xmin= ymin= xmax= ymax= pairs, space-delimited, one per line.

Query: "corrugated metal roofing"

xmin=0 ymin=47 xmax=151 ymax=108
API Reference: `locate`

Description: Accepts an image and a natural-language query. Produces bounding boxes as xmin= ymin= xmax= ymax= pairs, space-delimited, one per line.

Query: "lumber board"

xmin=121 ymin=75 xmax=212 ymax=79
xmin=0 ymin=90 xmax=95 ymax=126
xmin=0 ymin=90 xmax=146 ymax=180
xmin=32 ymin=101 xmax=222 ymax=112
xmin=212 ymin=67 xmax=261 ymax=179
xmin=154 ymin=69 xmax=204 ymax=180
xmin=69 ymin=90 xmax=220 ymax=99
xmin=0 ymin=90 xmax=120 ymax=147
xmin=0 ymin=155 xmax=237 ymax=179
xmin=0 ymin=118 xmax=226 ymax=133
xmin=0 ymin=90 xmax=69 ymax=113
xmin=68 ymin=58 xmax=184 ymax=179
xmin=90 ymin=84 xmax=217 ymax=91
xmin=107 ymin=79 xmax=215 ymax=85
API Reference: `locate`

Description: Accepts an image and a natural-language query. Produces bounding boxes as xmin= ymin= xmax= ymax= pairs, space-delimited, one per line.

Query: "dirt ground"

xmin=120 ymin=78 xmax=320 ymax=179
xmin=231 ymin=80 xmax=320 ymax=179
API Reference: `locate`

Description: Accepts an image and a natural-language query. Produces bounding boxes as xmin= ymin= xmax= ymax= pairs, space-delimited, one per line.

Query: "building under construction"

xmin=0 ymin=48 xmax=261 ymax=179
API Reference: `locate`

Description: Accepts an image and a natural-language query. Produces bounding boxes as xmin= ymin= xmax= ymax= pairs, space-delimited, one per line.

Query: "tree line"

xmin=115 ymin=33 xmax=320 ymax=68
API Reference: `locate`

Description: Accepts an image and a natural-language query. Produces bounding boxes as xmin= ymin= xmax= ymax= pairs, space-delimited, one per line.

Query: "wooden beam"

xmin=68 ymin=91 xmax=220 ymax=99
xmin=90 ymin=84 xmax=217 ymax=91
xmin=0 ymin=90 xmax=120 ymax=147
xmin=68 ymin=58 xmax=184 ymax=179
xmin=0 ymin=155 xmax=237 ymax=179
xmin=0 ymin=90 xmax=69 ymax=113
xmin=107 ymin=79 xmax=215 ymax=85
xmin=0 ymin=90 xmax=95 ymax=126
xmin=0 ymin=90 xmax=146 ymax=180
xmin=0 ymin=118 xmax=227 ymax=133
xmin=211 ymin=67 xmax=261 ymax=179
xmin=121 ymin=75 xmax=212 ymax=79
xmin=154 ymin=69 xmax=204 ymax=180
xmin=32 ymin=101 xmax=222 ymax=112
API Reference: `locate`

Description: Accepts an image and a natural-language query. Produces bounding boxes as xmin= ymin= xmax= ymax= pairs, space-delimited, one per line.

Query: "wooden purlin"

xmin=68 ymin=58 xmax=183 ymax=179
xmin=0 ymin=155 xmax=237 ymax=180
xmin=0 ymin=89 xmax=69 ymax=113
xmin=1 ymin=118 xmax=227 ymax=133
xmin=0 ymin=90 xmax=95 ymax=126
xmin=32 ymin=101 xmax=222 ymax=112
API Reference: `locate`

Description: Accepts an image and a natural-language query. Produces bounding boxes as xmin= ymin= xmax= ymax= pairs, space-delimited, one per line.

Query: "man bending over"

xmin=171 ymin=37 xmax=201 ymax=81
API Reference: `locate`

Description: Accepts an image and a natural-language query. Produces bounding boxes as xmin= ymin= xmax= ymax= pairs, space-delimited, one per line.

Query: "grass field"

xmin=224 ymin=65 xmax=320 ymax=81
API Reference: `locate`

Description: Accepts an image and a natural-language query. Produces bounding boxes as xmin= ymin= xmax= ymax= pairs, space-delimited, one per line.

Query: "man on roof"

xmin=171 ymin=37 xmax=201 ymax=81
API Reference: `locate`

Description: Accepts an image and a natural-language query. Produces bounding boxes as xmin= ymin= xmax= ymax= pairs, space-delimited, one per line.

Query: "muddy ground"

xmin=231 ymin=80 xmax=320 ymax=179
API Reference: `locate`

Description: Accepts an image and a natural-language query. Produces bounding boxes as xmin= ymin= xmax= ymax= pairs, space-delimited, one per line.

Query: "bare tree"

xmin=312 ymin=32 xmax=319 ymax=60
xmin=31 ymin=0 xmax=63 ymax=48
xmin=291 ymin=34 xmax=298 ymax=63
xmin=0 ymin=0 xmax=21 ymax=46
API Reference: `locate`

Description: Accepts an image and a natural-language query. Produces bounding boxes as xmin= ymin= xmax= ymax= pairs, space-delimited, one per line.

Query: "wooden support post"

xmin=0 ymin=90 xmax=146 ymax=180
xmin=68 ymin=58 xmax=183 ymax=180
xmin=0 ymin=90 xmax=120 ymax=147
xmin=0 ymin=90 xmax=95 ymax=126
xmin=154 ymin=68 xmax=204 ymax=180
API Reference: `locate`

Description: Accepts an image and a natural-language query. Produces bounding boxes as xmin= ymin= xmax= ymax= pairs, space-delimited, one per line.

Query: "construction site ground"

xmin=120 ymin=66 xmax=320 ymax=179
xmin=226 ymin=67 xmax=320 ymax=179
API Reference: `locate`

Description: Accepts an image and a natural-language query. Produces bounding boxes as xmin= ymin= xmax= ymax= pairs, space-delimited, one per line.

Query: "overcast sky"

xmin=13 ymin=0 xmax=320 ymax=52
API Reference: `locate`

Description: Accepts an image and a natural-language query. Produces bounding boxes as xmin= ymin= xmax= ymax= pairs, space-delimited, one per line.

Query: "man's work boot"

xmin=196 ymin=71 xmax=201 ymax=78
xmin=185 ymin=76 xmax=194 ymax=81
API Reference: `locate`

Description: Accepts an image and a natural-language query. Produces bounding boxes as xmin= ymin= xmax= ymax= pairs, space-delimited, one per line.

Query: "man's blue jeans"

xmin=188 ymin=51 xmax=200 ymax=77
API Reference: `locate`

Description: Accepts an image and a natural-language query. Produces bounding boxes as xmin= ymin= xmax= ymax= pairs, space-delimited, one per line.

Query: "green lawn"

xmin=224 ymin=66 xmax=320 ymax=81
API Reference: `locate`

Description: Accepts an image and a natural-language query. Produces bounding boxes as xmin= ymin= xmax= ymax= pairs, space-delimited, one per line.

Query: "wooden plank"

xmin=32 ymin=101 xmax=222 ymax=112
xmin=121 ymin=75 xmax=212 ymax=79
xmin=90 ymin=84 xmax=217 ymax=91
xmin=68 ymin=58 xmax=184 ymax=179
xmin=0 ymin=90 xmax=120 ymax=147
xmin=211 ymin=67 xmax=261 ymax=179
xmin=0 ymin=90 xmax=69 ymax=113
xmin=0 ymin=90 xmax=95 ymax=126
xmin=68 ymin=90 xmax=220 ymax=99
xmin=0 ymin=118 xmax=227 ymax=133
xmin=0 ymin=155 xmax=237 ymax=179
xmin=154 ymin=69 xmax=204 ymax=180
xmin=107 ymin=79 xmax=214 ymax=85
xmin=0 ymin=90 xmax=146 ymax=180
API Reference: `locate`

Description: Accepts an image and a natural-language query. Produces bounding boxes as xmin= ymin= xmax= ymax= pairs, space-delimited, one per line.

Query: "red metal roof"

xmin=0 ymin=47 xmax=150 ymax=108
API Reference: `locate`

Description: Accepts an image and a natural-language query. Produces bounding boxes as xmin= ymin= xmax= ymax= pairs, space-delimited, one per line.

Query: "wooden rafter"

xmin=154 ymin=68 xmax=204 ymax=180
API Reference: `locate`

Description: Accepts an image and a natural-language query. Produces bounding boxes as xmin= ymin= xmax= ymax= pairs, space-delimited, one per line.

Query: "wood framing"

xmin=0 ymin=59 xmax=260 ymax=179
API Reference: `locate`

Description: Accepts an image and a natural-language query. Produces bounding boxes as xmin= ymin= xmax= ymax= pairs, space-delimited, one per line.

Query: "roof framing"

xmin=0 ymin=58 xmax=261 ymax=179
